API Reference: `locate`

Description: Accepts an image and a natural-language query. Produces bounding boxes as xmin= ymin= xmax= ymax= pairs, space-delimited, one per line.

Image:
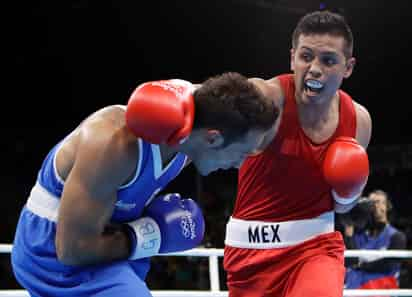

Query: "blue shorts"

xmin=12 ymin=207 xmax=152 ymax=297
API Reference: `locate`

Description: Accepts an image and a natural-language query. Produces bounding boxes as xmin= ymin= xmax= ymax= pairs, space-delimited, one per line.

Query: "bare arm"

xmin=354 ymin=102 xmax=372 ymax=149
xmin=248 ymin=77 xmax=284 ymax=153
xmin=55 ymin=120 xmax=137 ymax=266
xmin=334 ymin=102 xmax=372 ymax=213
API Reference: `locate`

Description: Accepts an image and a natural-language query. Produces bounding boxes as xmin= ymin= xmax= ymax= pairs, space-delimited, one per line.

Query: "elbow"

xmin=55 ymin=235 xmax=85 ymax=266
xmin=55 ymin=240 xmax=76 ymax=266
xmin=56 ymin=252 xmax=77 ymax=266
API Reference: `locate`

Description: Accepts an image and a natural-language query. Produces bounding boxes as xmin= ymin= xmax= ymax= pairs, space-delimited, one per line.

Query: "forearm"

xmin=57 ymin=224 xmax=131 ymax=266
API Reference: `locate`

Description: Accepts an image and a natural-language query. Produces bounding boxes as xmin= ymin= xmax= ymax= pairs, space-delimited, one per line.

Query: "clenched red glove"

xmin=125 ymin=79 xmax=195 ymax=146
xmin=323 ymin=137 xmax=369 ymax=205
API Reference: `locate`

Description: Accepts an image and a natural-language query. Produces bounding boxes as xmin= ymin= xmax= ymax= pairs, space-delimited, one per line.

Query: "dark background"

xmin=3 ymin=0 xmax=412 ymax=290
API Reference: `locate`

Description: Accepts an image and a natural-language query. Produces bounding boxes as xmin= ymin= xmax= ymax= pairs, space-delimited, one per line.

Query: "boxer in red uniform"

xmin=223 ymin=11 xmax=372 ymax=297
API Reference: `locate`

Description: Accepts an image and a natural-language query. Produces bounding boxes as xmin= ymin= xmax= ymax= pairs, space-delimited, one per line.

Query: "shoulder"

xmin=390 ymin=227 xmax=407 ymax=247
xmin=389 ymin=224 xmax=406 ymax=235
xmin=248 ymin=76 xmax=285 ymax=110
xmin=59 ymin=104 xmax=133 ymax=160
xmin=79 ymin=105 xmax=130 ymax=141
xmin=352 ymin=100 xmax=372 ymax=149
xmin=353 ymin=101 xmax=371 ymax=123
xmin=75 ymin=105 xmax=137 ymax=173
xmin=88 ymin=104 xmax=134 ymax=146
xmin=53 ymin=105 xmax=138 ymax=196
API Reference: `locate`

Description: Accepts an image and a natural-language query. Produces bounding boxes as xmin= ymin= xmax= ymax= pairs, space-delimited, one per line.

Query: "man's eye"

xmin=300 ymin=53 xmax=312 ymax=62
xmin=323 ymin=57 xmax=337 ymax=66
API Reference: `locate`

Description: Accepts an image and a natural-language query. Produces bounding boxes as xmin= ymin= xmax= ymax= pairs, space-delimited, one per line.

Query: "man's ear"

xmin=204 ymin=129 xmax=224 ymax=148
xmin=344 ymin=57 xmax=356 ymax=78
xmin=290 ymin=48 xmax=296 ymax=72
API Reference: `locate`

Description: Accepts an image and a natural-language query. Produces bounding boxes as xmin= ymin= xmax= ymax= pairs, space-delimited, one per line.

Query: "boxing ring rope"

xmin=1 ymin=244 xmax=412 ymax=296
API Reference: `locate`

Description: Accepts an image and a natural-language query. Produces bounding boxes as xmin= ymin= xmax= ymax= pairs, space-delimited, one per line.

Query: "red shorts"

xmin=224 ymin=231 xmax=345 ymax=297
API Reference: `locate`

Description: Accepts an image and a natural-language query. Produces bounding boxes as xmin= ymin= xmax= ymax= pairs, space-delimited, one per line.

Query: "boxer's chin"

xmin=303 ymin=85 xmax=323 ymax=99
xmin=300 ymin=88 xmax=326 ymax=105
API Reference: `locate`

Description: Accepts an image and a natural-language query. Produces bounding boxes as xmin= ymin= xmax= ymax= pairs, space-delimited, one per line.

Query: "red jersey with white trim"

xmin=233 ymin=74 xmax=357 ymax=222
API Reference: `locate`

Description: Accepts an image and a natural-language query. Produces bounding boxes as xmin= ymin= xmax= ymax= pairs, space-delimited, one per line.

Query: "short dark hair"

xmin=193 ymin=72 xmax=278 ymax=146
xmin=292 ymin=10 xmax=354 ymax=58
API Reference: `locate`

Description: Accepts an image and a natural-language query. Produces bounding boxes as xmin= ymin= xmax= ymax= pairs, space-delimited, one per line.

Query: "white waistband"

xmin=25 ymin=182 xmax=60 ymax=222
xmin=225 ymin=211 xmax=334 ymax=249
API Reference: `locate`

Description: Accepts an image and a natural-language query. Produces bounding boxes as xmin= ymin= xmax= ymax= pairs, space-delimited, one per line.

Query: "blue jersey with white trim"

xmin=11 ymin=135 xmax=187 ymax=296
xmin=37 ymin=137 xmax=187 ymax=222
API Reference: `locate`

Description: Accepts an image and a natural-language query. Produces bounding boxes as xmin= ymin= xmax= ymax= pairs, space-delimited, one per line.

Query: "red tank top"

xmin=233 ymin=74 xmax=357 ymax=221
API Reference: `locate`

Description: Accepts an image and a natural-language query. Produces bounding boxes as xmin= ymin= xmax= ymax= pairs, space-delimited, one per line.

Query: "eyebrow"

xmin=300 ymin=46 xmax=338 ymax=56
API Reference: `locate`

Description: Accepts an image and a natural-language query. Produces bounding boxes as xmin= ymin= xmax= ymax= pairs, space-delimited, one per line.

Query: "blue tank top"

xmin=37 ymin=137 xmax=187 ymax=222
xmin=345 ymin=224 xmax=401 ymax=288
xmin=11 ymin=134 xmax=188 ymax=292
xmin=354 ymin=224 xmax=398 ymax=252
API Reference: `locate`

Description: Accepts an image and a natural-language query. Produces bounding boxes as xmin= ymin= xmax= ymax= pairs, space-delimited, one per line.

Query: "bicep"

xmin=355 ymin=103 xmax=372 ymax=149
xmin=58 ymin=168 xmax=117 ymax=242
xmin=57 ymin=127 xmax=135 ymax=243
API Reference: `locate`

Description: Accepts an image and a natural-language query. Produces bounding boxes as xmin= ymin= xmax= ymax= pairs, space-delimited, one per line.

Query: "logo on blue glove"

xmin=180 ymin=212 xmax=197 ymax=240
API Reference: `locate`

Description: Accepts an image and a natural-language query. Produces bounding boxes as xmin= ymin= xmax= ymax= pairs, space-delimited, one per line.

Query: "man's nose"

xmin=308 ymin=60 xmax=322 ymax=78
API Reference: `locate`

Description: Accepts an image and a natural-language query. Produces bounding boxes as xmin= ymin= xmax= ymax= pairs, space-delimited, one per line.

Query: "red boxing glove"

xmin=323 ymin=137 xmax=369 ymax=205
xmin=125 ymin=79 xmax=195 ymax=146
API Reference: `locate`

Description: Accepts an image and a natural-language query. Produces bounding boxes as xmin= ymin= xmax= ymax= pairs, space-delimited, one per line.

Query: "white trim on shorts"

xmin=225 ymin=211 xmax=334 ymax=249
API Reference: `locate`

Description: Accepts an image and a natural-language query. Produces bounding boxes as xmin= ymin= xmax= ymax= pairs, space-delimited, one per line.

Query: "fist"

xmin=145 ymin=193 xmax=205 ymax=253
xmin=126 ymin=193 xmax=205 ymax=260
xmin=125 ymin=79 xmax=195 ymax=145
xmin=323 ymin=137 xmax=369 ymax=204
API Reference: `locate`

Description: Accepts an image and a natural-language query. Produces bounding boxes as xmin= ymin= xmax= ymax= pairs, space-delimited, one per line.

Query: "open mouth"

xmin=304 ymin=79 xmax=324 ymax=94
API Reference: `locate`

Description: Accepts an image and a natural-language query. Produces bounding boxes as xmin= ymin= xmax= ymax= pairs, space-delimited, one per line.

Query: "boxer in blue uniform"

xmin=11 ymin=73 xmax=278 ymax=297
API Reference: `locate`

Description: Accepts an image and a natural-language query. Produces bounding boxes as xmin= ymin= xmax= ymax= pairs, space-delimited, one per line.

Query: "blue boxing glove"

xmin=126 ymin=193 xmax=205 ymax=260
